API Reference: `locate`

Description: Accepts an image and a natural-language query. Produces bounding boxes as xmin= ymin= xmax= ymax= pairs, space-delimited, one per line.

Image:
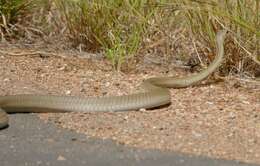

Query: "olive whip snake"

xmin=0 ymin=30 xmax=227 ymax=129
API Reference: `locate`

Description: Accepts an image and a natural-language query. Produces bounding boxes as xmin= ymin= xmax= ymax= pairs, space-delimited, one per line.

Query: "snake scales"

xmin=0 ymin=30 xmax=227 ymax=129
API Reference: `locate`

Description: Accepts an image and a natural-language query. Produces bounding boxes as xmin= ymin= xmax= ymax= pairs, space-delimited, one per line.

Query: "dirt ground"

xmin=0 ymin=42 xmax=259 ymax=164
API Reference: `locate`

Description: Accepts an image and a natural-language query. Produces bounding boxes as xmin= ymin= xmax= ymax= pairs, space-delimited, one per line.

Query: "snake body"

xmin=0 ymin=30 xmax=227 ymax=129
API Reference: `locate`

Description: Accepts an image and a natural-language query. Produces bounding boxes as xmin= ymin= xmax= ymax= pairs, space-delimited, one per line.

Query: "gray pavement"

xmin=0 ymin=114 xmax=258 ymax=166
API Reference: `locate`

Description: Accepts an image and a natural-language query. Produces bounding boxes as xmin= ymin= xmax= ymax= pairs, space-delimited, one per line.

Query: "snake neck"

xmin=144 ymin=30 xmax=227 ymax=88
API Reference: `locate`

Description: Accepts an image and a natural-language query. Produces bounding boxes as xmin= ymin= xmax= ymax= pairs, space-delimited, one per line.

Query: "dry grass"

xmin=1 ymin=0 xmax=259 ymax=75
xmin=0 ymin=0 xmax=34 ymax=40
xmin=175 ymin=0 xmax=260 ymax=76
xmin=54 ymin=0 xmax=157 ymax=70
xmin=52 ymin=0 xmax=259 ymax=75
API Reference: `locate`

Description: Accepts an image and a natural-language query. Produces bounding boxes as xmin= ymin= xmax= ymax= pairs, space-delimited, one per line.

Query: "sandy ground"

xmin=0 ymin=44 xmax=259 ymax=164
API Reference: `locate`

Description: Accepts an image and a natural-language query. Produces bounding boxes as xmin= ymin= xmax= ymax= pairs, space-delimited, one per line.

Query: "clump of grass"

xmin=174 ymin=0 xmax=260 ymax=76
xmin=49 ymin=0 xmax=260 ymax=75
xmin=0 ymin=0 xmax=33 ymax=40
xmin=55 ymin=0 xmax=157 ymax=71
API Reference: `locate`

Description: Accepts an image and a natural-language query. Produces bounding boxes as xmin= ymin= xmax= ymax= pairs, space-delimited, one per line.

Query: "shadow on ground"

xmin=0 ymin=114 xmax=258 ymax=166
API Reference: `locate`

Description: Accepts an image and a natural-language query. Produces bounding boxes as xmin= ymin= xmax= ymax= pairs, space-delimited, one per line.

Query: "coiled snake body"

xmin=0 ymin=30 xmax=227 ymax=129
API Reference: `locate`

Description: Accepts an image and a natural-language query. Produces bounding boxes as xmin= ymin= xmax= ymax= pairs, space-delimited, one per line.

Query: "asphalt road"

xmin=0 ymin=114 xmax=258 ymax=166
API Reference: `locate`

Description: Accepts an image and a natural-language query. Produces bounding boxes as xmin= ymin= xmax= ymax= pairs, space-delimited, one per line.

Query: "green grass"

xmin=0 ymin=0 xmax=33 ymax=40
xmin=55 ymin=0 xmax=157 ymax=70
xmin=1 ymin=0 xmax=259 ymax=75
xmin=54 ymin=0 xmax=259 ymax=74
xmin=175 ymin=0 xmax=260 ymax=74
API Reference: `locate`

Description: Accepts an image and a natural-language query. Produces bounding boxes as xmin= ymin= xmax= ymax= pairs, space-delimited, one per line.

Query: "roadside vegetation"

xmin=0 ymin=0 xmax=33 ymax=40
xmin=0 ymin=0 xmax=259 ymax=76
